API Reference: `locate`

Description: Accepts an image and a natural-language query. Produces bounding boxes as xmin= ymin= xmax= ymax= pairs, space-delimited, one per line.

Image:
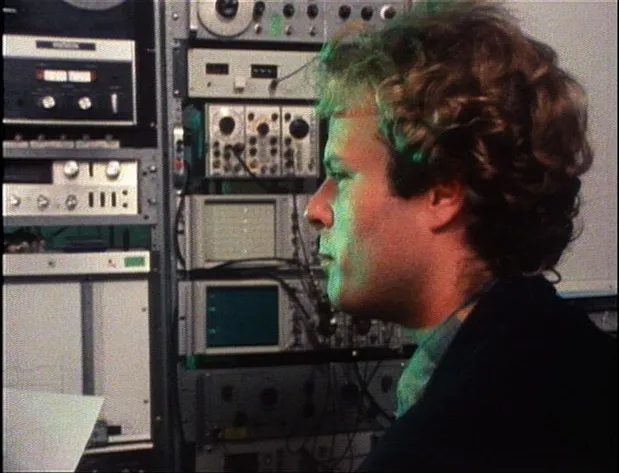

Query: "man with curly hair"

xmin=305 ymin=1 xmax=616 ymax=471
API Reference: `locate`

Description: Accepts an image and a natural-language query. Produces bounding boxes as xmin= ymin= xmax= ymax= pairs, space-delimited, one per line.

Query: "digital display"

xmin=206 ymin=286 xmax=279 ymax=348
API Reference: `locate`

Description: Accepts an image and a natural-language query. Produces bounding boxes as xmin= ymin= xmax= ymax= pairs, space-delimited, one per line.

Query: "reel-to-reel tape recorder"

xmin=3 ymin=0 xmax=158 ymax=148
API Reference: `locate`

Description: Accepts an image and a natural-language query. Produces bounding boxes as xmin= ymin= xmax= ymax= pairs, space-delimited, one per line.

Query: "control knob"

xmin=9 ymin=195 xmax=21 ymax=207
xmin=78 ymin=96 xmax=92 ymax=110
xmin=282 ymin=3 xmax=295 ymax=17
xmin=219 ymin=116 xmax=236 ymax=135
xmin=40 ymin=95 xmax=56 ymax=109
xmin=339 ymin=5 xmax=351 ymax=20
xmin=63 ymin=160 xmax=80 ymax=178
xmin=289 ymin=118 xmax=309 ymax=139
xmin=361 ymin=6 xmax=373 ymax=21
xmin=106 ymin=160 xmax=121 ymax=179
xmin=65 ymin=194 xmax=78 ymax=210
xmin=307 ymin=3 xmax=318 ymax=18
xmin=215 ymin=0 xmax=239 ymax=19
xmin=381 ymin=5 xmax=396 ymax=20
xmin=37 ymin=195 xmax=50 ymax=209
xmin=257 ymin=122 xmax=269 ymax=136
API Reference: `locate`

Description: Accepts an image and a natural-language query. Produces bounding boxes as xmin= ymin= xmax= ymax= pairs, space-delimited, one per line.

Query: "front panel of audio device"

xmin=205 ymin=105 xmax=318 ymax=178
xmin=181 ymin=362 xmax=402 ymax=443
xmin=188 ymin=0 xmax=408 ymax=44
xmin=183 ymin=194 xmax=318 ymax=269
xmin=190 ymin=0 xmax=326 ymax=44
xmin=3 ymin=159 xmax=139 ymax=217
xmin=178 ymin=278 xmax=405 ymax=355
xmin=324 ymin=1 xmax=409 ymax=39
xmin=194 ymin=432 xmax=380 ymax=472
xmin=3 ymin=0 xmax=158 ymax=148
xmin=188 ymin=49 xmax=318 ymax=100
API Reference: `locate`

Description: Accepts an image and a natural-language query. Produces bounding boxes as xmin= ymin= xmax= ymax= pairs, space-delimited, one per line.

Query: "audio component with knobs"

xmin=188 ymin=48 xmax=318 ymax=99
xmin=189 ymin=0 xmax=326 ymax=44
xmin=3 ymin=35 xmax=137 ymax=126
xmin=3 ymin=159 xmax=139 ymax=217
xmin=178 ymin=276 xmax=406 ymax=356
xmin=3 ymin=0 xmax=158 ymax=147
xmin=180 ymin=361 xmax=403 ymax=443
xmin=324 ymin=1 xmax=408 ymax=40
xmin=182 ymin=194 xmax=318 ymax=270
xmin=206 ymin=104 xmax=318 ymax=178
xmin=194 ymin=431 xmax=378 ymax=472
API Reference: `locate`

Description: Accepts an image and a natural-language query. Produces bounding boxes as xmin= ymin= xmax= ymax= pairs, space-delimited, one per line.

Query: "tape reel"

xmin=196 ymin=0 xmax=255 ymax=38
xmin=62 ymin=0 xmax=127 ymax=11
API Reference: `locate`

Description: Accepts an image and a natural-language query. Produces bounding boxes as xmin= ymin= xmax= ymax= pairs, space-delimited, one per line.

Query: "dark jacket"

xmin=359 ymin=276 xmax=617 ymax=472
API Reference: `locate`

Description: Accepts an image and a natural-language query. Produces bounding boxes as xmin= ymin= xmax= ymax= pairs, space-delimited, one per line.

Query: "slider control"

xmin=111 ymin=93 xmax=118 ymax=115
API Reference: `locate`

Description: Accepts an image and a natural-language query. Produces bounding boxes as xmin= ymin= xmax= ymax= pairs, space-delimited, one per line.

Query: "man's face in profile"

xmin=306 ymin=106 xmax=431 ymax=324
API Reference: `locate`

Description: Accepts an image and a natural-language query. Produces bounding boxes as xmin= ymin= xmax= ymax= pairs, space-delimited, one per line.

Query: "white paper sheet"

xmin=3 ymin=388 xmax=104 ymax=472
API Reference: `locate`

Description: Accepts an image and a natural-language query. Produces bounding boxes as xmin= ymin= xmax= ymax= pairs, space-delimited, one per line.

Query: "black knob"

xmin=249 ymin=147 xmax=257 ymax=157
xmin=284 ymin=149 xmax=294 ymax=158
xmin=339 ymin=5 xmax=351 ymax=20
xmin=380 ymin=375 xmax=394 ymax=393
xmin=361 ymin=6 xmax=373 ymax=21
xmin=257 ymin=122 xmax=269 ymax=136
xmin=219 ymin=116 xmax=235 ymax=135
xmin=283 ymin=3 xmax=295 ymax=17
xmin=260 ymin=387 xmax=279 ymax=407
xmin=307 ymin=3 xmax=318 ymax=18
xmin=221 ymin=385 xmax=234 ymax=402
xmin=253 ymin=0 xmax=265 ymax=17
xmin=249 ymin=136 xmax=257 ymax=145
xmin=269 ymin=137 xmax=278 ymax=145
xmin=382 ymin=5 xmax=396 ymax=20
xmin=215 ymin=0 xmax=238 ymax=19
xmin=289 ymin=118 xmax=309 ymax=139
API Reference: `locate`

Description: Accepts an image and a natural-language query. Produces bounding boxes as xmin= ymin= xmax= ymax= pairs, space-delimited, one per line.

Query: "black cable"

xmin=204 ymin=257 xmax=299 ymax=271
xmin=353 ymin=361 xmax=395 ymax=425
xmin=174 ymin=159 xmax=191 ymax=270
xmin=269 ymin=55 xmax=319 ymax=91
xmin=230 ymin=144 xmax=276 ymax=193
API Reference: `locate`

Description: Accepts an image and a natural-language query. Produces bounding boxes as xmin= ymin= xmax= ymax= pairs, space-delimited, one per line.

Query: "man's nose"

xmin=304 ymin=181 xmax=334 ymax=230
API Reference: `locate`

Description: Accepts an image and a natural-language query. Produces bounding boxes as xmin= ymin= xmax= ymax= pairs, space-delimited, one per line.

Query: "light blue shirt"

xmin=396 ymin=314 xmax=464 ymax=418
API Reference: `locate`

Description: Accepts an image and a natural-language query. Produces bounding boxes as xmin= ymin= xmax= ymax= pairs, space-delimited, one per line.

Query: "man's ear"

xmin=425 ymin=180 xmax=466 ymax=233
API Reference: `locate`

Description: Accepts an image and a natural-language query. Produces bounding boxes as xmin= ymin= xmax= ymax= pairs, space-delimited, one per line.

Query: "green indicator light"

xmin=124 ymin=256 xmax=146 ymax=268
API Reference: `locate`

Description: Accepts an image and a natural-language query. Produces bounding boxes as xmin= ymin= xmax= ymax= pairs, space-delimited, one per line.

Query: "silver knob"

xmin=63 ymin=160 xmax=79 ymax=178
xmin=37 ymin=195 xmax=50 ymax=209
xmin=41 ymin=96 xmax=56 ymax=109
xmin=65 ymin=194 xmax=78 ymax=210
xmin=78 ymin=96 xmax=92 ymax=110
xmin=106 ymin=160 xmax=121 ymax=179
xmin=9 ymin=195 xmax=21 ymax=207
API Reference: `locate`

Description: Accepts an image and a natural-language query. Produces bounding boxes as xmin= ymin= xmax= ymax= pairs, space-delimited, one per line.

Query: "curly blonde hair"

xmin=314 ymin=0 xmax=592 ymax=279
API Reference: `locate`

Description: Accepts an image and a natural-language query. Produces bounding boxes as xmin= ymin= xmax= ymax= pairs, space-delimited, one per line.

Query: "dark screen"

xmin=206 ymin=286 xmax=279 ymax=348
